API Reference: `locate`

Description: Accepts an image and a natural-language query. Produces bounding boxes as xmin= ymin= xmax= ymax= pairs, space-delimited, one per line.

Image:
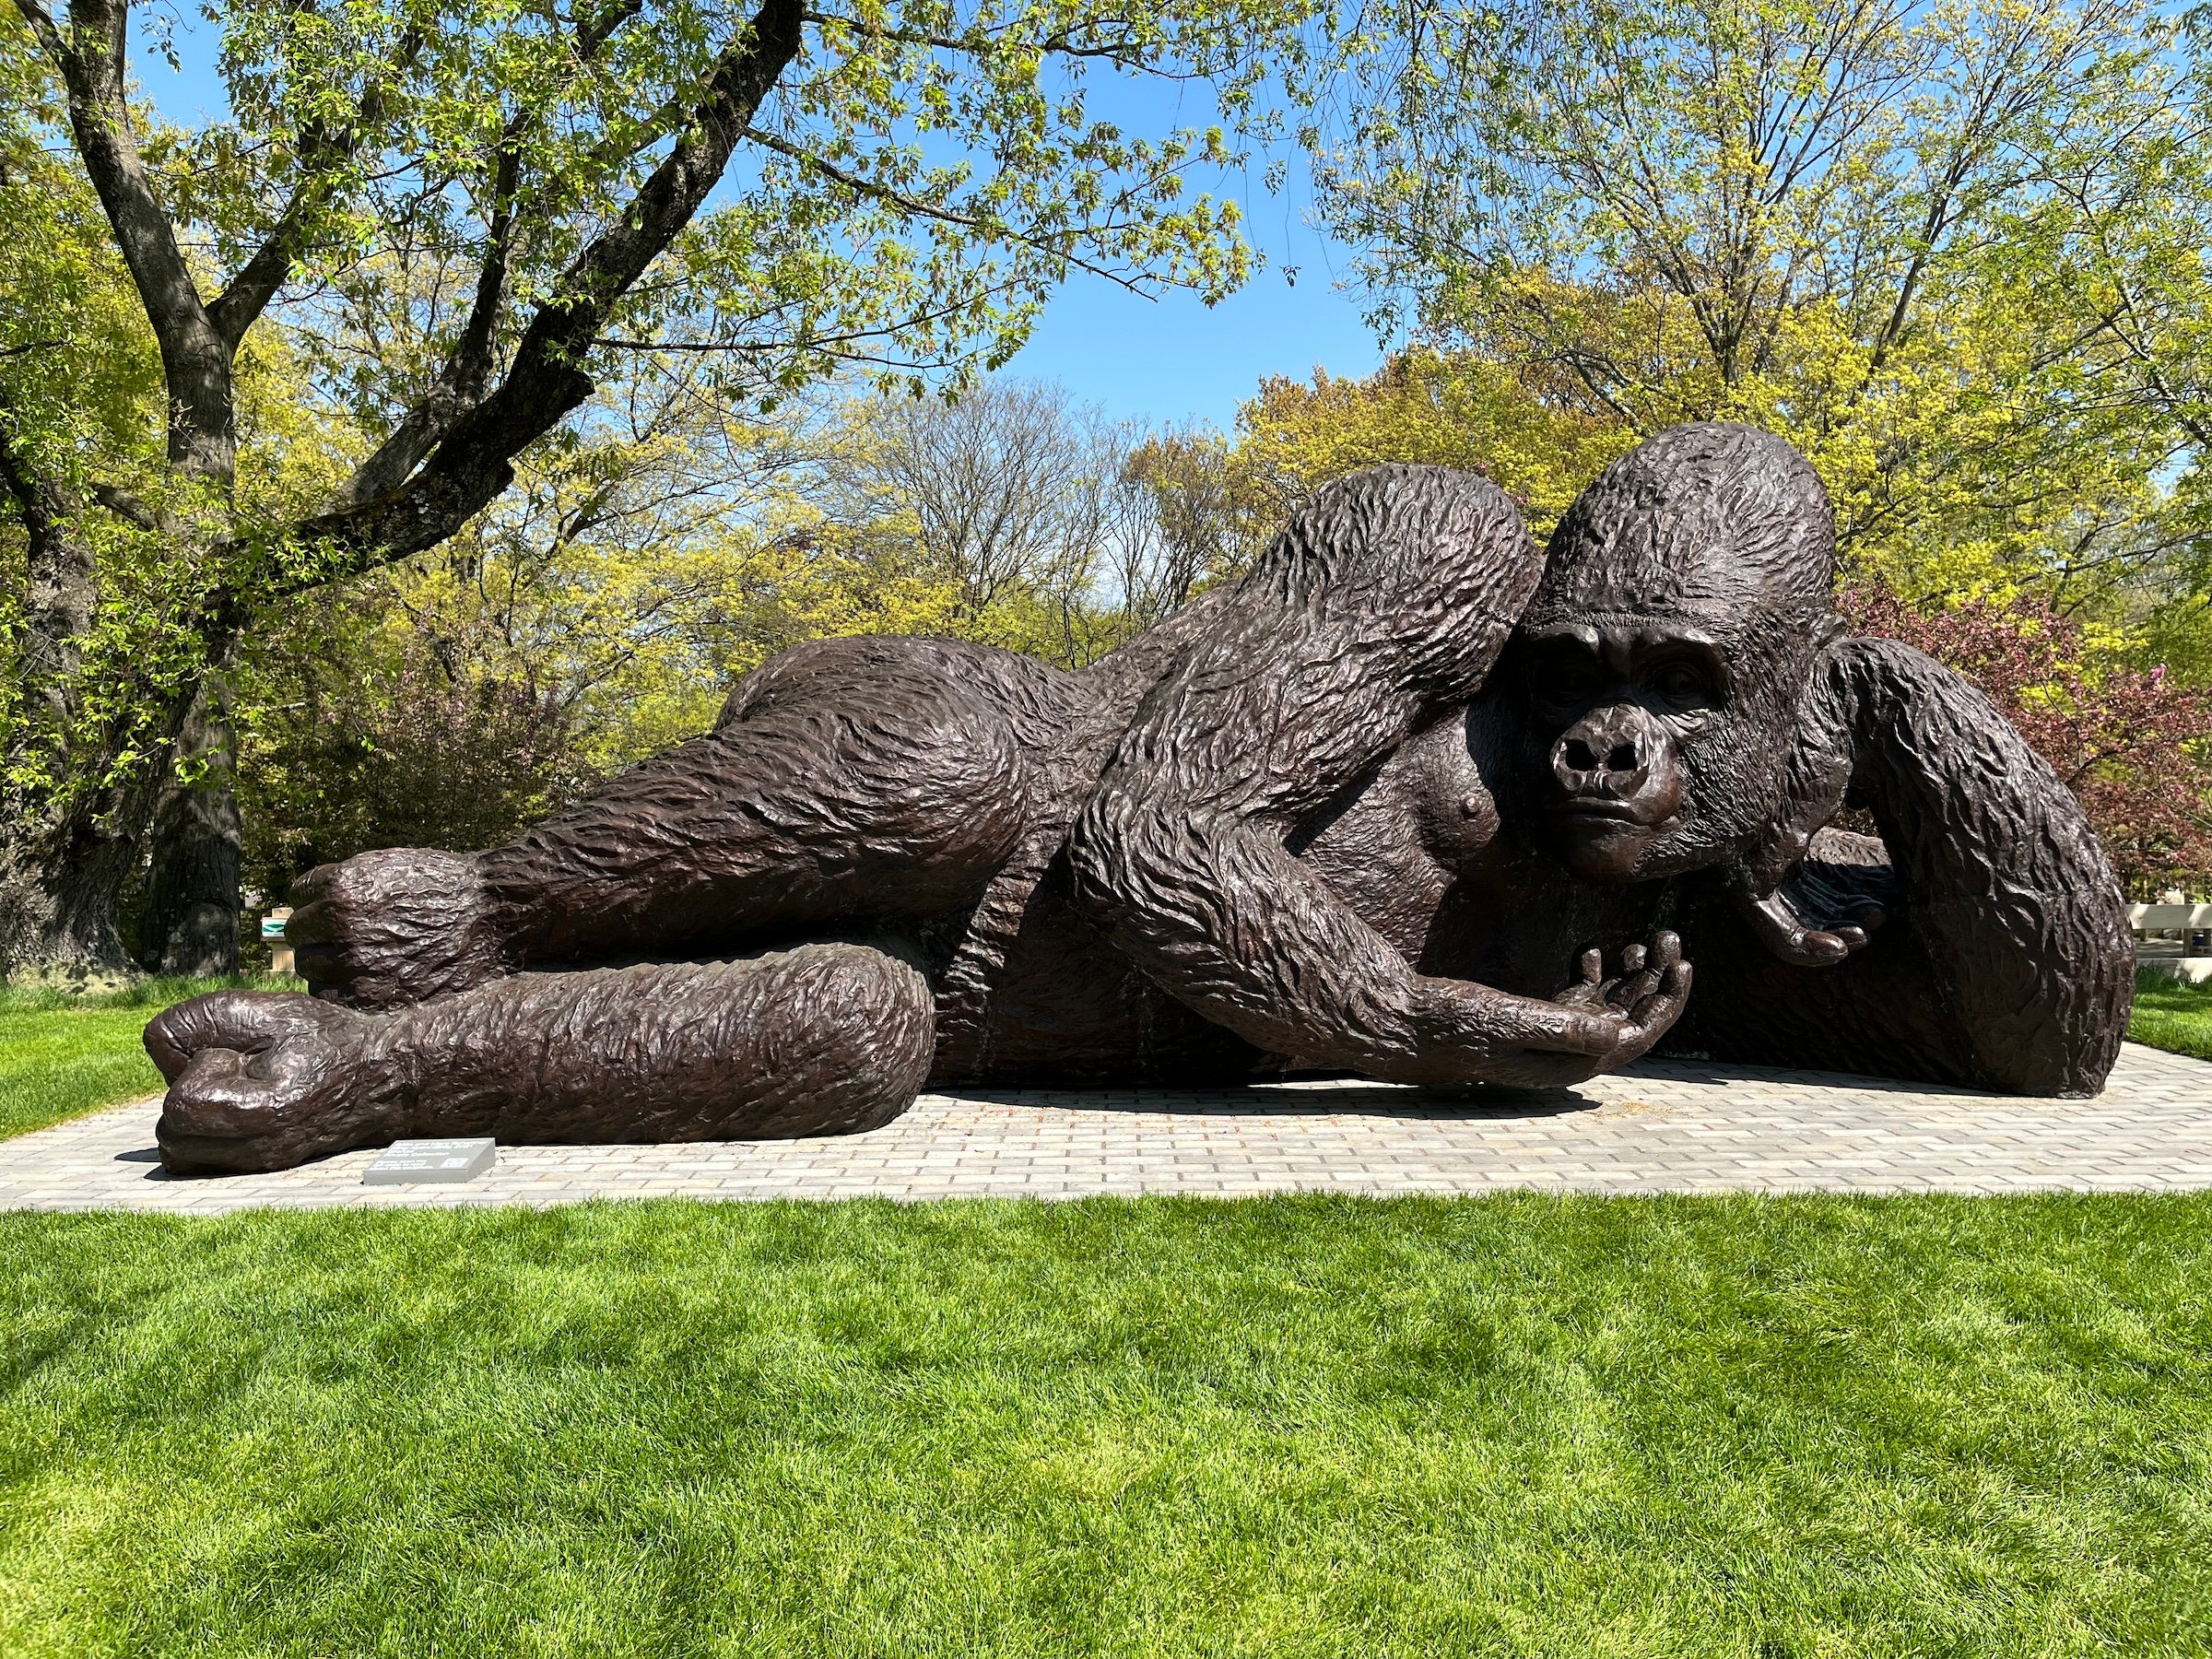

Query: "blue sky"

xmin=128 ymin=13 xmax=1391 ymax=431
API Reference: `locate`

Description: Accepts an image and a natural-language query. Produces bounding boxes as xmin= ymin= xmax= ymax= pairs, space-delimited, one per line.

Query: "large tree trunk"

xmin=0 ymin=796 xmax=138 ymax=980
xmin=139 ymin=674 xmax=243 ymax=976
xmin=0 ymin=399 xmax=139 ymax=979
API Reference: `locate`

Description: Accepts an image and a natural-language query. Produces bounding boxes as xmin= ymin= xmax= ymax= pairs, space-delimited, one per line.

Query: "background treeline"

xmin=4 ymin=0 xmax=2210 ymax=983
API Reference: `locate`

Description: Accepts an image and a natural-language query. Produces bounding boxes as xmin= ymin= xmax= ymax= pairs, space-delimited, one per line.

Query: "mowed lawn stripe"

xmin=0 ymin=1194 xmax=2206 ymax=1657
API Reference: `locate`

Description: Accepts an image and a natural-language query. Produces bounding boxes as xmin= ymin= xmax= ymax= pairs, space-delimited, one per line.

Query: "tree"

xmin=0 ymin=0 xmax=1314 ymax=977
xmin=237 ymin=629 xmax=596 ymax=917
xmin=1230 ymin=347 xmax=1629 ymax=538
xmin=834 ymin=380 xmax=1119 ymax=629
xmin=1311 ymin=0 xmax=2212 ymax=620
xmin=1115 ymin=425 xmax=1244 ymax=624
xmin=826 ymin=378 xmax=1232 ymax=664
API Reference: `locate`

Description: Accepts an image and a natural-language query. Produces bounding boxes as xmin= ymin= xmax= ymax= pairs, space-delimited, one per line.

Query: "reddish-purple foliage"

xmin=1841 ymin=582 xmax=2212 ymax=894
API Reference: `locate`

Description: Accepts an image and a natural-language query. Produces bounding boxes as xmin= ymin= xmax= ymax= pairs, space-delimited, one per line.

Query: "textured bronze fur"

xmin=147 ymin=424 xmax=2134 ymax=1173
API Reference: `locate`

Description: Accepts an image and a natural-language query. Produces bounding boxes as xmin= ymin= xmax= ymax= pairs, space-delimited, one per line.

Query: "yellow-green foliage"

xmin=1310 ymin=0 xmax=2212 ymax=669
xmin=1230 ymin=347 xmax=1635 ymax=541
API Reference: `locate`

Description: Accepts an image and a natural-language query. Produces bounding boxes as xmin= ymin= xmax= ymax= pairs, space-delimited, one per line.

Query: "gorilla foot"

xmin=284 ymin=848 xmax=507 ymax=1011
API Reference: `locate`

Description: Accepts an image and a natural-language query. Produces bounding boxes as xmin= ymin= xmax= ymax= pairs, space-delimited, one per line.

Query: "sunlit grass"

xmin=2132 ymin=971 xmax=2212 ymax=1062
xmin=0 ymin=1194 xmax=2206 ymax=1656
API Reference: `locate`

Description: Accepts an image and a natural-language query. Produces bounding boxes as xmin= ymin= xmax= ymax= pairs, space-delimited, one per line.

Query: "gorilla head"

xmin=1514 ymin=422 xmax=1841 ymax=883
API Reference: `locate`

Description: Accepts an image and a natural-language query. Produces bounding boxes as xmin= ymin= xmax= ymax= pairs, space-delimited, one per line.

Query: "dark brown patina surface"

xmin=147 ymin=424 xmax=2133 ymax=1173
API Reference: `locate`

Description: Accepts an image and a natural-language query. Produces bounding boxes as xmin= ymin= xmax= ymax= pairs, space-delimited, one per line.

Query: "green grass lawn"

xmin=2131 ymin=972 xmax=2212 ymax=1061
xmin=0 ymin=979 xmax=296 ymax=1142
xmin=0 ymin=1194 xmax=2206 ymax=1656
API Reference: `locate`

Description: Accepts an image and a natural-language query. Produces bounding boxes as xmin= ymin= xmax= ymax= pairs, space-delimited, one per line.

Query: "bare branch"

xmin=741 ymin=126 xmax=1156 ymax=293
xmin=206 ymin=31 xmax=426 ymax=349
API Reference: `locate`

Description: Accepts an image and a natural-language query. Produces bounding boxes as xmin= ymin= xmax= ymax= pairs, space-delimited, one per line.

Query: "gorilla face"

xmin=1520 ymin=606 xmax=1819 ymax=883
xmin=1514 ymin=421 xmax=1841 ymax=885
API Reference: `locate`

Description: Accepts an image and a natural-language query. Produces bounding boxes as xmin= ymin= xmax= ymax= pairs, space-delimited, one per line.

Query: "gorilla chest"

xmin=1299 ymin=710 xmax=1677 ymax=1000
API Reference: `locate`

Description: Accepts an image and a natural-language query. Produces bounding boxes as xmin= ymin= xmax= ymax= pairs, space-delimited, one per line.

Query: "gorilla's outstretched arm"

xmin=1068 ymin=466 xmax=1686 ymax=1086
xmin=149 ymin=943 xmax=936 ymax=1172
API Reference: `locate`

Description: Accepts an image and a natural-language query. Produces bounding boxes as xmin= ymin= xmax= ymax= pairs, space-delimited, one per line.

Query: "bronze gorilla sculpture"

xmin=146 ymin=423 xmax=2134 ymax=1174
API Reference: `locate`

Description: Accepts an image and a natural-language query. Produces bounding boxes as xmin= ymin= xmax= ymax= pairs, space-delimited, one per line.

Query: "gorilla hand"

xmin=286 ymin=849 xmax=507 ymax=1011
xmin=1733 ymin=855 xmax=1888 ymax=967
xmin=1717 ymin=632 xmax=1887 ymax=968
xmin=147 ymin=991 xmax=405 ymax=1174
xmin=1398 ymin=932 xmax=1691 ymax=1088
xmin=1554 ymin=929 xmax=1694 ymax=1069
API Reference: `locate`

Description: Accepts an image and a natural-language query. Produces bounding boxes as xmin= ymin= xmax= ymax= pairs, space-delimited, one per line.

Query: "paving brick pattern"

xmin=4 ymin=1041 xmax=2209 ymax=1213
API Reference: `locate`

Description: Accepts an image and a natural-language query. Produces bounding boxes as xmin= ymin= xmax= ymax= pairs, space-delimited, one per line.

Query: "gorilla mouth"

xmin=1556 ymin=799 xmax=1643 ymax=820
xmin=1553 ymin=798 xmax=1665 ymax=829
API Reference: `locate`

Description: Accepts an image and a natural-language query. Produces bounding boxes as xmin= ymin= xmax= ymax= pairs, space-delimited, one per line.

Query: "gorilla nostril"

xmin=1562 ymin=738 xmax=1599 ymax=771
xmin=1605 ymin=742 xmax=1640 ymax=772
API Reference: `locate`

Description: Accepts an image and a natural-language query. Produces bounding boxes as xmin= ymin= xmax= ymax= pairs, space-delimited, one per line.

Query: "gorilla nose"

xmin=1559 ymin=734 xmax=1644 ymax=776
xmin=1553 ymin=707 xmax=1651 ymax=788
xmin=1550 ymin=705 xmax=1681 ymax=821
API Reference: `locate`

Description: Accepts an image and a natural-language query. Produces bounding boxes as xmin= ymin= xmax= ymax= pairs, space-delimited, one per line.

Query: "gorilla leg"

xmin=288 ymin=639 xmax=1064 ymax=1010
xmin=148 ymin=943 xmax=936 ymax=1174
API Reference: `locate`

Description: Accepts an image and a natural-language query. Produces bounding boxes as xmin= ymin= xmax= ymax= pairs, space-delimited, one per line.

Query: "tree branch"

xmin=325 ymin=0 xmax=646 ymax=514
xmin=282 ymin=0 xmax=808 ymax=579
xmin=27 ymin=0 xmax=232 ymax=472
xmin=741 ymin=125 xmax=1156 ymax=292
xmin=206 ymin=32 xmax=425 ymax=350
xmin=89 ymin=481 xmax=165 ymax=532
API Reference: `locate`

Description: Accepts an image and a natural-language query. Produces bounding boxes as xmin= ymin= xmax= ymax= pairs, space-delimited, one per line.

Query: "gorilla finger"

xmin=1832 ymin=924 xmax=1868 ymax=951
xmin=279 ymin=898 xmax=341 ymax=948
xmin=1627 ymin=962 xmax=1693 ymax=1033
xmin=145 ymin=993 xmax=272 ymax=1079
xmin=1802 ymin=929 xmax=1853 ymax=964
xmin=1578 ymin=947 xmax=1603 ymax=985
xmin=1742 ymin=891 xmax=1849 ymax=967
xmin=1650 ymin=931 xmax=1681 ymax=969
xmin=1620 ymin=943 xmax=1646 ymax=974
xmin=145 ymin=991 xmax=325 ymax=1079
xmin=1847 ymin=903 xmax=1887 ymax=933
xmin=1608 ymin=968 xmax=1662 ymax=1010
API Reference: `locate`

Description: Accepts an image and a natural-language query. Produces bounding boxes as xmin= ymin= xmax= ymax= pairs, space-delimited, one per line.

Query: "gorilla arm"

xmin=1067 ymin=470 xmax=1686 ymax=1087
xmin=1740 ymin=638 xmax=2134 ymax=1095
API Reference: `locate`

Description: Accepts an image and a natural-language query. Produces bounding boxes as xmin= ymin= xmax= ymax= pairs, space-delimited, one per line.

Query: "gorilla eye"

xmin=1535 ymin=652 xmax=1604 ymax=707
xmin=1650 ymin=661 xmax=1715 ymax=708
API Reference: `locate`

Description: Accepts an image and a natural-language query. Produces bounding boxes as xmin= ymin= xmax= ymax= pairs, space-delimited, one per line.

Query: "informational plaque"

xmin=363 ymin=1137 xmax=498 ymax=1185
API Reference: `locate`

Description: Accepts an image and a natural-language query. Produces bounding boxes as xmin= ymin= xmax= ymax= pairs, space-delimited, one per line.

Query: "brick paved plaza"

xmin=3 ymin=1041 xmax=2209 ymax=1212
